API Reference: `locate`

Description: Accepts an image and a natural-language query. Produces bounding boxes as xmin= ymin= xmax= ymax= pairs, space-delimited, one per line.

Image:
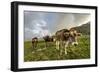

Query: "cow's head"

xmin=68 ymin=29 xmax=81 ymax=46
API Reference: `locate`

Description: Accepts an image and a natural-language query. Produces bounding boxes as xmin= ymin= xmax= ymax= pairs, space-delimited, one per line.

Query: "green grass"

xmin=24 ymin=35 xmax=90 ymax=62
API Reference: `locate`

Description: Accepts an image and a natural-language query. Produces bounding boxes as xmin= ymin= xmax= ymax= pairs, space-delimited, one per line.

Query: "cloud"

xmin=32 ymin=20 xmax=47 ymax=27
xmin=32 ymin=20 xmax=50 ymax=37
xmin=56 ymin=13 xmax=90 ymax=30
xmin=24 ymin=11 xmax=90 ymax=41
xmin=25 ymin=19 xmax=51 ymax=40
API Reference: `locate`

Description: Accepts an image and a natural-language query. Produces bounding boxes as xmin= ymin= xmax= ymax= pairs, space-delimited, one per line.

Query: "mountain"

xmin=71 ymin=22 xmax=90 ymax=35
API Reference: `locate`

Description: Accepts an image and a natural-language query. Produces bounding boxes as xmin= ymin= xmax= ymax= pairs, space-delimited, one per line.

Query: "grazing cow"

xmin=43 ymin=35 xmax=54 ymax=48
xmin=55 ymin=29 xmax=81 ymax=55
xmin=32 ymin=37 xmax=38 ymax=49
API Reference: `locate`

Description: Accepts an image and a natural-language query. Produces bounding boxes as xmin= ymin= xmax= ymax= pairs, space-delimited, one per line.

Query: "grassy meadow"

xmin=24 ymin=35 xmax=90 ymax=62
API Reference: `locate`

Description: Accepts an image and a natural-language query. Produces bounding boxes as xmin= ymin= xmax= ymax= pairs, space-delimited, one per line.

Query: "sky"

xmin=24 ymin=11 xmax=90 ymax=41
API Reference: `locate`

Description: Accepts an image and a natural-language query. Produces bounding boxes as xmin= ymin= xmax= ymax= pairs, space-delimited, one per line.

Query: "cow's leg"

xmin=64 ymin=41 xmax=69 ymax=54
xmin=34 ymin=43 xmax=37 ymax=51
xmin=32 ymin=43 xmax=33 ymax=48
xmin=34 ymin=43 xmax=36 ymax=49
xmin=35 ymin=42 xmax=37 ymax=49
xmin=36 ymin=42 xmax=37 ymax=48
xmin=60 ymin=41 xmax=64 ymax=55
xmin=45 ymin=42 xmax=47 ymax=48
xmin=56 ymin=41 xmax=60 ymax=50
xmin=32 ymin=43 xmax=34 ymax=49
xmin=60 ymin=49 xmax=62 ymax=56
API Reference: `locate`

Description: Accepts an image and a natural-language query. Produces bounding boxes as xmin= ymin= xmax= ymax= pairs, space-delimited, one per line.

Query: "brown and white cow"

xmin=32 ymin=37 xmax=38 ymax=49
xmin=69 ymin=28 xmax=82 ymax=46
xmin=55 ymin=29 xmax=81 ymax=55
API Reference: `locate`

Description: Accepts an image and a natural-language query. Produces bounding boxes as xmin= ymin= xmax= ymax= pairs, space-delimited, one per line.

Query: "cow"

xmin=69 ymin=28 xmax=82 ymax=46
xmin=43 ymin=35 xmax=54 ymax=48
xmin=55 ymin=29 xmax=81 ymax=55
xmin=32 ymin=37 xmax=38 ymax=49
xmin=55 ymin=29 xmax=69 ymax=54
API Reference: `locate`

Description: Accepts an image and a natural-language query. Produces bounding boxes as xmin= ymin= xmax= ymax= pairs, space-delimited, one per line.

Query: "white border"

xmin=18 ymin=5 xmax=96 ymax=68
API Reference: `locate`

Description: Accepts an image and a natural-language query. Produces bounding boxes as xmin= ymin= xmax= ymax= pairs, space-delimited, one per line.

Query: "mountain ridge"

xmin=71 ymin=22 xmax=90 ymax=35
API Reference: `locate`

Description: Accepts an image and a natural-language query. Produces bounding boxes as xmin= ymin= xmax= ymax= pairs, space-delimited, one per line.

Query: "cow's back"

xmin=55 ymin=29 xmax=69 ymax=41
